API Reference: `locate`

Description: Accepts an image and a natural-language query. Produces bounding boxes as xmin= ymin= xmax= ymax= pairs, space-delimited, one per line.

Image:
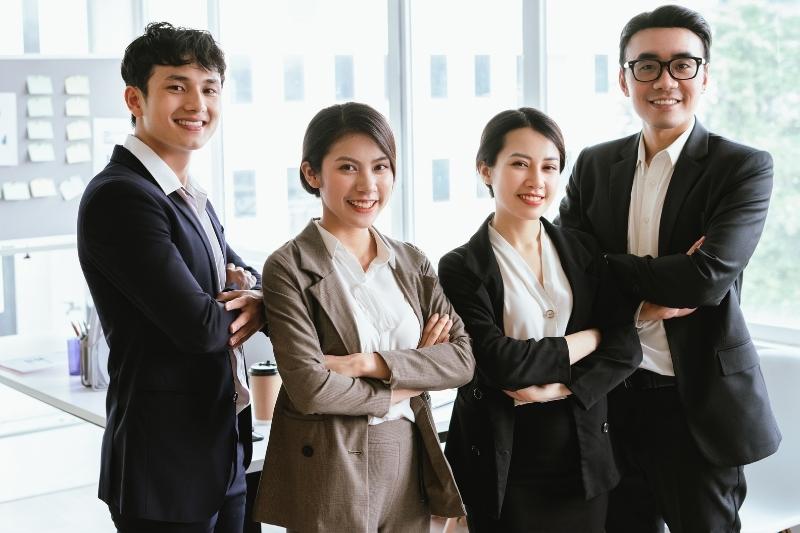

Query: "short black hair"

xmin=300 ymin=102 xmax=397 ymax=197
xmin=619 ymin=5 xmax=712 ymax=66
xmin=475 ymin=107 xmax=566 ymax=197
xmin=121 ymin=22 xmax=226 ymax=125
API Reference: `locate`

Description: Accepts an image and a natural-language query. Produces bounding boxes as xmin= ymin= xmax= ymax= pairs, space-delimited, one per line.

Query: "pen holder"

xmin=80 ymin=337 xmax=91 ymax=387
xmin=67 ymin=337 xmax=81 ymax=376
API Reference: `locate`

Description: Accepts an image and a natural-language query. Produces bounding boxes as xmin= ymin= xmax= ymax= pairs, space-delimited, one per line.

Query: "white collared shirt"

xmin=488 ymin=221 xmax=573 ymax=405
xmin=627 ymin=118 xmax=695 ymax=376
xmin=315 ymin=221 xmax=419 ymax=425
xmin=123 ymin=135 xmax=251 ymax=414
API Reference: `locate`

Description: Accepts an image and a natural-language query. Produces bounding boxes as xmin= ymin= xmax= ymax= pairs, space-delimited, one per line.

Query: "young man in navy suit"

xmin=558 ymin=5 xmax=781 ymax=532
xmin=77 ymin=23 xmax=266 ymax=533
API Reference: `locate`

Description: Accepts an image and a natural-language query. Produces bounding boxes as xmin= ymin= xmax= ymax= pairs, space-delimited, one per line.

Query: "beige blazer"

xmin=252 ymin=221 xmax=475 ymax=532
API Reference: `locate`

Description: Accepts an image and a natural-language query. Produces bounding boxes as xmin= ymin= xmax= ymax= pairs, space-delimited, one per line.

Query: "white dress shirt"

xmin=488 ymin=221 xmax=573 ymax=404
xmin=627 ymin=118 xmax=695 ymax=376
xmin=124 ymin=135 xmax=251 ymax=414
xmin=315 ymin=221 xmax=419 ymax=425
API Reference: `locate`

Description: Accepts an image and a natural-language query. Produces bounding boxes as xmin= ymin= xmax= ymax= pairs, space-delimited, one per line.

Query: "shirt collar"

xmin=636 ymin=116 xmax=696 ymax=168
xmin=314 ymin=220 xmax=396 ymax=269
xmin=123 ymin=134 xmax=206 ymax=198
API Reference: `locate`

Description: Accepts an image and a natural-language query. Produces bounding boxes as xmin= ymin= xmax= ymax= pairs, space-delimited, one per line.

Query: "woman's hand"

xmin=503 ymin=383 xmax=572 ymax=404
xmin=565 ymin=328 xmax=602 ymax=365
xmin=225 ymin=263 xmax=256 ymax=290
xmin=324 ymin=352 xmax=390 ymax=380
xmin=418 ymin=313 xmax=452 ymax=348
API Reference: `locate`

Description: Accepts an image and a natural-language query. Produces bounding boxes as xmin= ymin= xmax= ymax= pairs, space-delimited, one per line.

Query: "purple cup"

xmin=67 ymin=337 xmax=81 ymax=376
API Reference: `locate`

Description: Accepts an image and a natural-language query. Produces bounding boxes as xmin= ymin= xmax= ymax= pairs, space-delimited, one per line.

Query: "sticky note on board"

xmin=30 ymin=177 xmax=58 ymax=198
xmin=27 ymin=75 xmax=54 ymax=95
xmin=2 ymin=181 xmax=31 ymax=201
xmin=28 ymin=142 xmax=56 ymax=162
xmin=27 ymin=120 xmax=54 ymax=140
xmin=64 ymin=75 xmax=90 ymax=95
xmin=65 ymin=97 xmax=90 ymax=117
xmin=27 ymin=97 xmax=54 ymax=117
xmin=66 ymin=143 xmax=91 ymax=164
xmin=66 ymin=120 xmax=91 ymax=141
xmin=59 ymin=175 xmax=86 ymax=201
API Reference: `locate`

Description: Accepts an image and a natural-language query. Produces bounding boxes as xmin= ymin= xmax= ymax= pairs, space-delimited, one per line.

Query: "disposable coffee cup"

xmin=249 ymin=361 xmax=281 ymax=421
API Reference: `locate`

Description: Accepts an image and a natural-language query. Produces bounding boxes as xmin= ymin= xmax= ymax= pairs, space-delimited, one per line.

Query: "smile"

xmin=347 ymin=199 xmax=378 ymax=210
xmin=650 ymin=98 xmax=680 ymax=105
xmin=518 ymin=193 xmax=545 ymax=205
xmin=175 ymin=119 xmax=207 ymax=129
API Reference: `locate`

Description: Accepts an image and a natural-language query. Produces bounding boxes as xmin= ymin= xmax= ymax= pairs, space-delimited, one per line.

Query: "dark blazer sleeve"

xmin=438 ymin=250 xmax=571 ymax=391
xmin=262 ymin=253 xmax=393 ymax=417
xmin=80 ymin=179 xmax=235 ymax=353
xmin=557 ymin=148 xmax=594 ymax=234
xmin=605 ymin=149 xmax=773 ymax=308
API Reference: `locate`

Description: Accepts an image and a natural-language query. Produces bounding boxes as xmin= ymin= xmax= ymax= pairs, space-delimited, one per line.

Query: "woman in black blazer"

xmin=439 ymin=108 xmax=642 ymax=532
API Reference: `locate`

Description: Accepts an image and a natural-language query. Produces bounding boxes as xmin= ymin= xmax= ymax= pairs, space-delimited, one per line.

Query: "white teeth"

xmin=177 ymin=119 xmax=203 ymax=126
xmin=652 ymin=99 xmax=678 ymax=105
xmin=348 ymin=200 xmax=377 ymax=208
xmin=519 ymin=194 xmax=544 ymax=201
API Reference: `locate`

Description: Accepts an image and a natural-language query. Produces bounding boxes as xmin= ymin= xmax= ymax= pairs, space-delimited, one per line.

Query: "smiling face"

xmin=619 ymin=27 xmax=708 ymax=142
xmin=302 ymin=133 xmax=394 ymax=237
xmin=481 ymin=127 xmax=561 ymax=224
xmin=125 ymin=62 xmax=221 ymax=171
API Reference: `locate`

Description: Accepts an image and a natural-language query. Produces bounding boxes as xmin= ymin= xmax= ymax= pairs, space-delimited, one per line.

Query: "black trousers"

xmin=605 ymin=380 xmax=747 ymax=533
xmin=111 ymin=441 xmax=248 ymax=533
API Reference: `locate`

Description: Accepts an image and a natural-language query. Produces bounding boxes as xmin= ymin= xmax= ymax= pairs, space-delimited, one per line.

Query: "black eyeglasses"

xmin=623 ymin=57 xmax=706 ymax=82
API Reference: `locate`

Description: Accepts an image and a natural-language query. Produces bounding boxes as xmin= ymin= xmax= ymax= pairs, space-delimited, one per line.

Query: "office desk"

xmin=0 ymin=342 xmax=456 ymax=475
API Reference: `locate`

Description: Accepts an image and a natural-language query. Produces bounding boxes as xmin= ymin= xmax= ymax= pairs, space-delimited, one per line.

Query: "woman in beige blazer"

xmin=253 ymin=102 xmax=475 ymax=532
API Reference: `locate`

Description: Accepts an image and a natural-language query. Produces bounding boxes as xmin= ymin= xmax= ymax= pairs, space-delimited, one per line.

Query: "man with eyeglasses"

xmin=558 ymin=5 xmax=780 ymax=532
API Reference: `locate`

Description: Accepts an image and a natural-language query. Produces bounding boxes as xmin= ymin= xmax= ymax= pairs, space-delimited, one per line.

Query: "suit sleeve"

xmin=262 ymin=253 xmax=392 ymax=417
xmin=556 ymin=148 xmax=593 ymax=233
xmin=567 ymin=254 xmax=642 ymax=410
xmin=605 ymin=150 xmax=773 ymax=308
xmin=79 ymin=180 xmax=235 ymax=353
xmin=376 ymin=256 xmax=475 ymax=391
xmin=438 ymin=250 xmax=571 ymax=391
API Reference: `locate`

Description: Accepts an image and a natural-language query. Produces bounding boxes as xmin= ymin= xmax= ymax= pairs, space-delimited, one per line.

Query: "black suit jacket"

xmin=77 ymin=146 xmax=259 ymax=522
xmin=558 ymin=120 xmax=781 ymax=466
xmin=439 ymin=216 xmax=642 ymax=518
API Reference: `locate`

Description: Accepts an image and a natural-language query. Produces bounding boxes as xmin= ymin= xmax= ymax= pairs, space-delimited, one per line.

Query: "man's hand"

xmin=504 ymin=383 xmax=572 ymax=404
xmin=225 ymin=263 xmax=257 ymax=290
xmin=637 ymin=235 xmax=705 ymax=322
xmin=418 ymin=313 xmax=452 ymax=348
xmin=217 ymin=289 xmax=266 ymax=348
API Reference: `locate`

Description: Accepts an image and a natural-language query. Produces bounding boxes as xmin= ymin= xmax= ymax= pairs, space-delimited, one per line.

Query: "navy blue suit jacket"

xmin=77 ymin=145 xmax=260 ymax=522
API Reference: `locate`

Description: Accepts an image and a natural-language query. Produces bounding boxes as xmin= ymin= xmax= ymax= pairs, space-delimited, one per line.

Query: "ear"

xmin=478 ymin=162 xmax=492 ymax=185
xmin=701 ymin=63 xmax=710 ymax=93
xmin=619 ymin=68 xmax=630 ymax=97
xmin=301 ymin=161 xmax=321 ymax=190
xmin=124 ymin=86 xmax=145 ymax=120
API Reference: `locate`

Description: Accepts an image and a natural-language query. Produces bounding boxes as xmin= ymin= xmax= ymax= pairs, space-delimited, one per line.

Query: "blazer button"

xmin=544 ymin=309 xmax=555 ymax=319
xmin=473 ymin=388 xmax=483 ymax=400
xmin=602 ymin=422 xmax=610 ymax=433
xmin=302 ymin=445 xmax=314 ymax=457
xmin=471 ymin=445 xmax=480 ymax=456
xmin=232 ymin=392 xmax=238 ymax=403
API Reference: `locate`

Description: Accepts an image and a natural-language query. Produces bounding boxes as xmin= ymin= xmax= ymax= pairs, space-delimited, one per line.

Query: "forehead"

xmin=625 ymin=27 xmax=704 ymax=60
xmin=148 ymin=63 xmax=221 ymax=84
xmin=326 ymin=133 xmax=387 ymax=158
xmin=501 ymin=127 xmax=558 ymax=155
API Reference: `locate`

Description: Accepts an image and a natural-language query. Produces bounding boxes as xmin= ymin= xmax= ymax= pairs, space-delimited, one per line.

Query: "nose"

xmin=525 ymin=168 xmax=546 ymax=189
xmin=355 ymin=170 xmax=378 ymax=191
xmin=184 ymin=87 xmax=207 ymax=113
xmin=653 ymin=65 xmax=678 ymax=90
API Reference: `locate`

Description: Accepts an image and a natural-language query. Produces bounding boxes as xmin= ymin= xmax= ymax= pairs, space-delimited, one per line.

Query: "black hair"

xmin=619 ymin=5 xmax=712 ymax=66
xmin=121 ymin=22 xmax=226 ymax=125
xmin=300 ymin=102 xmax=397 ymax=197
xmin=475 ymin=107 xmax=566 ymax=197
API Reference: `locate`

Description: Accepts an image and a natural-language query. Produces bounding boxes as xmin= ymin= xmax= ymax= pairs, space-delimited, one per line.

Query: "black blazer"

xmin=558 ymin=120 xmax=781 ymax=466
xmin=77 ymin=146 xmax=260 ymax=522
xmin=438 ymin=216 xmax=641 ymax=519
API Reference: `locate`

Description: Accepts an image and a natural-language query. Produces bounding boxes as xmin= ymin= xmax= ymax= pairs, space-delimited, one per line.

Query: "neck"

xmin=491 ymin=210 xmax=541 ymax=251
xmin=318 ymin=217 xmax=376 ymax=269
xmin=134 ymin=132 xmax=191 ymax=186
xmin=641 ymin=120 xmax=693 ymax=164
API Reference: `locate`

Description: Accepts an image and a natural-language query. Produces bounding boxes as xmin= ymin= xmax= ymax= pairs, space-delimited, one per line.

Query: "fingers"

xmin=435 ymin=318 xmax=453 ymax=345
xmin=419 ymin=314 xmax=450 ymax=348
xmin=420 ymin=313 xmax=439 ymax=344
xmin=687 ymin=236 xmax=705 ymax=255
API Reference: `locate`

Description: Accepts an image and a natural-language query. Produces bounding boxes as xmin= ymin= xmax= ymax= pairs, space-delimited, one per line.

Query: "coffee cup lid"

xmin=249 ymin=361 xmax=278 ymax=376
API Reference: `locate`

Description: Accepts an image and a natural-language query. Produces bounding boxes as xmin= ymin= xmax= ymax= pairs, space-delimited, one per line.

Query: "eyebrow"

xmin=165 ymin=74 xmax=221 ymax=85
xmin=509 ymin=152 xmax=559 ymax=162
xmin=633 ymin=51 xmax=697 ymax=61
xmin=335 ymin=155 xmax=390 ymax=164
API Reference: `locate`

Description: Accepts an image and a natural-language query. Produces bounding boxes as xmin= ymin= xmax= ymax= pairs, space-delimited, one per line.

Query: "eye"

xmin=374 ymin=163 xmax=390 ymax=172
xmin=167 ymin=85 xmax=185 ymax=92
xmin=339 ymin=163 xmax=357 ymax=172
xmin=204 ymin=87 xmax=219 ymax=95
xmin=511 ymin=160 xmax=529 ymax=168
xmin=543 ymin=164 xmax=559 ymax=172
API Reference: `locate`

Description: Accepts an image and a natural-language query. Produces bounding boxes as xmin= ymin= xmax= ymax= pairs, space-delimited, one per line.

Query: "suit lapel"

xmin=296 ymin=221 xmax=361 ymax=355
xmin=658 ymin=121 xmax=708 ymax=254
xmin=608 ymin=134 xmax=639 ymax=253
xmin=463 ymin=215 xmax=505 ymax=331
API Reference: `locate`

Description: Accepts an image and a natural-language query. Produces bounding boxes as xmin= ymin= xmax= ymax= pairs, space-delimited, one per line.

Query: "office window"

xmin=142 ymin=0 xmax=207 ymax=29
xmin=287 ymin=167 xmax=319 ymax=235
xmin=38 ymin=0 xmax=89 ymax=54
xmin=475 ymin=55 xmax=491 ymax=97
xmin=516 ymin=54 xmax=523 ymax=103
xmin=476 ymin=179 xmax=490 ymax=199
xmin=232 ymin=170 xmax=257 ymax=218
xmin=594 ymin=54 xmax=609 ymax=93
xmin=283 ymin=55 xmax=305 ymax=101
xmin=432 ymin=159 xmax=450 ymax=202
xmin=430 ymin=55 xmax=448 ymax=98
xmin=230 ymin=55 xmax=253 ymax=104
xmin=335 ymin=55 xmax=355 ymax=100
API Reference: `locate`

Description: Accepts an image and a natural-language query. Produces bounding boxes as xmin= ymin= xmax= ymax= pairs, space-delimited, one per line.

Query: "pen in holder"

xmin=80 ymin=336 xmax=91 ymax=387
xmin=67 ymin=337 xmax=81 ymax=376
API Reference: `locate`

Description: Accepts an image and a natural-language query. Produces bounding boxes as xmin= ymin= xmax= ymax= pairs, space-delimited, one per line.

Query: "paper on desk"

xmin=65 ymin=97 xmax=90 ymax=117
xmin=27 ymin=96 xmax=53 ymax=117
xmin=28 ymin=142 xmax=55 ymax=162
xmin=30 ymin=177 xmax=57 ymax=198
xmin=66 ymin=143 xmax=91 ymax=164
xmin=64 ymin=75 xmax=90 ymax=95
xmin=0 ymin=93 xmax=18 ymax=166
xmin=27 ymin=120 xmax=54 ymax=140
xmin=66 ymin=120 xmax=91 ymax=141
xmin=27 ymin=75 xmax=54 ymax=95
xmin=2 ymin=181 xmax=31 ymax=201
xmin=0 ymin=355 xmax=56 ymax=373
xmin=60 ymin=175 xmax=85 ymax=201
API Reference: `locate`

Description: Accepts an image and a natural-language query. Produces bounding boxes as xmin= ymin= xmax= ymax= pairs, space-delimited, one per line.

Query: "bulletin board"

xmin=0 ymin=57 xmax=131 ymax=241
